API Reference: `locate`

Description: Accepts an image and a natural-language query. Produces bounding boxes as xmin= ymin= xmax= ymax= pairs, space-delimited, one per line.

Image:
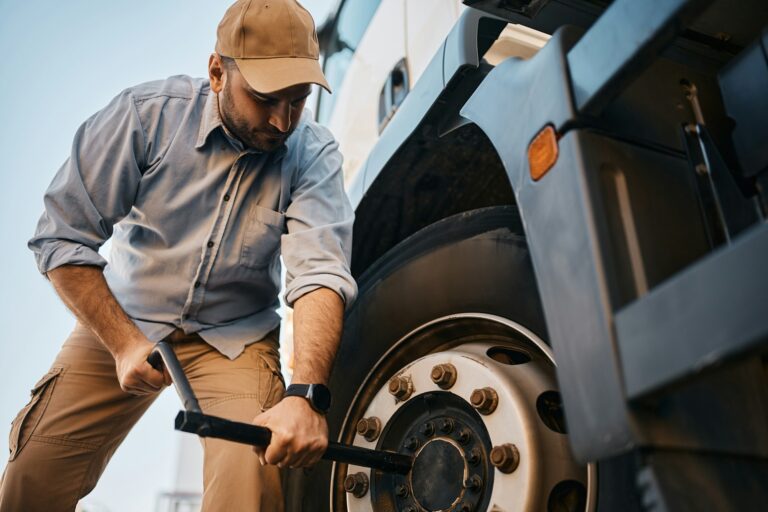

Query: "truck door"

xmin=316 ymin=0 xmax=406 ymax=186
xmin=404 ymin=0 xmax=462 ymax=81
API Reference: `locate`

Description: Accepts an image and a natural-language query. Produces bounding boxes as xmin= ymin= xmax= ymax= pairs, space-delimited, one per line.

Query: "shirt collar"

xmin=195 ymin=89 xmax=223 ymax=150
xmin=195 ymin=88 xmax=288 ymax=158
xmin=195 ymin=90 xmax=258 ymax=154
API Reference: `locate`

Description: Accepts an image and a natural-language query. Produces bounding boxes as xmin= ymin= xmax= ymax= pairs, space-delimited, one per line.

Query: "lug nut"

xmin=430 ymin=363 xmax=457 ymax=389
xmin=356 ymin=416 xmax=382 ymax=442
xmin=470 ymin=387 xmax=498 ymax=415
xmin=463 ymin=475 xmax=483 ymax=493
xmin=404 ymin=436 xmax=421 ymax=451
xmin=344 ymin=472 xmax=369 ymax=498
xmin=439 ymin=418 xmax=455 ymax=433
xmin=388 ymin=375 xmax=413 ymax=401
xmin=457 ymin=428 xmax=471 ymax=445
xmin=420 ymin=421 xmax=435 ymax=437
xmin=468 ymin=447 xmax=481 ymax=466
xmin=395 ymin=483 xmax=410 ymax=498
xmin=490 ymin=443 xmax=520 ymax=473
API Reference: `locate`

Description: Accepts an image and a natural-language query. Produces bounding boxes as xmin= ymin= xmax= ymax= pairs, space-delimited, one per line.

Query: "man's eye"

xmin=252 ymin=94 xmax=276 ymax=106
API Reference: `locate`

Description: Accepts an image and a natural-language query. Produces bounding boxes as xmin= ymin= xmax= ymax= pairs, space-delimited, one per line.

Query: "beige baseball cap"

xmin=215 ymin=0 xmax=331 ymax=94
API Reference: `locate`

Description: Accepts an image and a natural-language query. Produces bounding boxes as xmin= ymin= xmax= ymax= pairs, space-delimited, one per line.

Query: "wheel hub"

xmin=370 ymin=391 xmax=494 ymax=511
xmin=411 ymin=439 xmax=464 ymax=509
xmin=340 ymin=316 xmax=596 ymax=512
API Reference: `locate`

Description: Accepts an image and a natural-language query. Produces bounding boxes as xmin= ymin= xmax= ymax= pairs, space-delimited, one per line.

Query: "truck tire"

xmin=284 ymin=205 xmax=640 ymax=512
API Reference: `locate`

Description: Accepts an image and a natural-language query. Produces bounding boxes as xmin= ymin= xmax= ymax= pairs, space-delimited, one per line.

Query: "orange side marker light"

xmin=528 ymin=125 xmax=559 ymax=181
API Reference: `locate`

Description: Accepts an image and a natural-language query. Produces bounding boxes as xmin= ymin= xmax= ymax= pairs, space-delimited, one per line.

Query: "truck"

xmin=283 ymin=1 xmax=768 ymax=511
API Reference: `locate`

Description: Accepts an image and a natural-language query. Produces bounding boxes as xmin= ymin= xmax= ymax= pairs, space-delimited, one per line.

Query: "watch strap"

xmin=285 ymin=384 xmax=311 ymax=397
xmin=284 ymin=383 xmax=331 ymax=414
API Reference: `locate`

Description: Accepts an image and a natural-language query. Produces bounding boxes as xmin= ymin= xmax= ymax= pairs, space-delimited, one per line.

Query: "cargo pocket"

xmin=253 ymin=351 xmax=285 ymax=411
xmin=240 ymin=205 xmax=286 ymax=270
xmin=8 ymin=366 xmax=63 ymax=461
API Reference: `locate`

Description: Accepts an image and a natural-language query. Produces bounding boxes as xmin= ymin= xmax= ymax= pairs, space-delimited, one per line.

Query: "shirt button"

xmin=224 ymin=194 xmax=231 ymax=201
xmin=207 ymin=241 xmax=214 ymax=248
xmin=194 ymin=281 xmax=201 ymax=288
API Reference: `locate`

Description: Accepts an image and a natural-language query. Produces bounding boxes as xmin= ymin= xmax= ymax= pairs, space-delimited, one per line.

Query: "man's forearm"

xmin=291 ymin=287 xmax=344 ymax=384
xmin=252 ymin=287 xmax=342 ymax=467
xmin=47 ymin=264 xmax=144 ymax=357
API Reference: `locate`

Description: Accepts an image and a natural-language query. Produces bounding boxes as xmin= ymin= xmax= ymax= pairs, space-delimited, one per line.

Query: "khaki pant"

xmin=0 ymin=323 xmax=286 ymax=512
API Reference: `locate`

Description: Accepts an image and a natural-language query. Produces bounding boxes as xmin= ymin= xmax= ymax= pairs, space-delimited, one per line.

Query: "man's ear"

xmin=209 ymin=53 xmax=225 ymax=94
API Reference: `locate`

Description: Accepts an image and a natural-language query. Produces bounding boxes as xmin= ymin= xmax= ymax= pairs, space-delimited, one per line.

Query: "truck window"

xmin=318 ymin=0 xmax=383 ymax=124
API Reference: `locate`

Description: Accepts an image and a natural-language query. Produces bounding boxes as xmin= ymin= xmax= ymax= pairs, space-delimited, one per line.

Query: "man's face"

xmin=210 ymin=55 xmax=311 ymax=152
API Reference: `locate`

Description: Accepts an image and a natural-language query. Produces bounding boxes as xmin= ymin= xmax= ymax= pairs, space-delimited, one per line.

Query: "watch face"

xmin=310 ymin=384 xmax=332 ymax=412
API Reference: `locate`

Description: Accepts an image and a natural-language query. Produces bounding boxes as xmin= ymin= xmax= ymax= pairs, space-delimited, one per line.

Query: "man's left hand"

xmin=252 ymin=396 xmax=328 ymax=468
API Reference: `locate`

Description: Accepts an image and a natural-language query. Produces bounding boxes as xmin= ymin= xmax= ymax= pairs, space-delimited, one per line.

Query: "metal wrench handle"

xmin=148 ymin=342 xmax=413 ymax=474
xmin=175 ymin=410 xmax=412 ymax=474
xmin=147 ymin=341 xmax=202 ymax=413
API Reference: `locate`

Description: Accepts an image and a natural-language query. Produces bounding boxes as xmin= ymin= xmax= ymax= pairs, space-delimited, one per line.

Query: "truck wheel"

xmin=284 ymin=205 xmax=640 ymax=512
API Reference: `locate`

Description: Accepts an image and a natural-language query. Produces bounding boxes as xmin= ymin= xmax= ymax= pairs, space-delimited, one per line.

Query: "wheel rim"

xmin=333 ymin=313 xmax=597 ymax=512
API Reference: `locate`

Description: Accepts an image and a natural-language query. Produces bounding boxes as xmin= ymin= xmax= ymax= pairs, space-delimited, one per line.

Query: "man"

xmin=0 ymin=0 xmax=356 ymax=510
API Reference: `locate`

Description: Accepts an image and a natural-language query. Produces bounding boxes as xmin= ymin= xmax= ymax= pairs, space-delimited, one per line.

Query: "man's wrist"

xmin=284 ymin=383 xmax=332 ymax=414
xmin=109 ymin=333 xmax=150 ymax=359
xmin=281 ymin=395 xmax=323 ymax=415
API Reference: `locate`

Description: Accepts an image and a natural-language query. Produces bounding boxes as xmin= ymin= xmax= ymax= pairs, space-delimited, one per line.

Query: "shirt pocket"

xmin=8 ymin=366 xmax=64 ymax=461
xmin=240 ymin=205 xmax=286 ymax=270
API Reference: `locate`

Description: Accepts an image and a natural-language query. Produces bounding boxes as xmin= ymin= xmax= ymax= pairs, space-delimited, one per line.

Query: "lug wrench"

xmin=147 ymin=341 xmax=412 ymax=474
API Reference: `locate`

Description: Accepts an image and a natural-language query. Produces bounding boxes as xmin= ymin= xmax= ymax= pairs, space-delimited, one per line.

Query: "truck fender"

xmin=461 ymin=26 xmax=637 ymax=462
xmin=348 ymin=7 xmax=506 ymax=207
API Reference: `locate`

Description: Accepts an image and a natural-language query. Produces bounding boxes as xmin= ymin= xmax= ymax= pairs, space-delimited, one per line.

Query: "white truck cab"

xmin=316 ymin=0 xmax=548 ymax=186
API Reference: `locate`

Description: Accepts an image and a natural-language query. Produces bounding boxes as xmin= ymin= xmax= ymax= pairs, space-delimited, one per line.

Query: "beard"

xmin=217 ymin=86 xmax=294 ymax=153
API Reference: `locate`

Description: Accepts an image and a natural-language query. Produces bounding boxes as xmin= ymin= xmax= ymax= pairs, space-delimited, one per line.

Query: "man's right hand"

xmin=114 ymin=339 xmax=172 ymax=395
xmin=46 ymin=265 xmax=172 ymax=395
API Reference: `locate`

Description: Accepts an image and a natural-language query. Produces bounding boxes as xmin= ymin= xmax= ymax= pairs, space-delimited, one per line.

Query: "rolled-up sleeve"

xmin=281 ymin=134 xmax=358 ymax=310
xmin=28 ymin=90 xmax=146 ymax=275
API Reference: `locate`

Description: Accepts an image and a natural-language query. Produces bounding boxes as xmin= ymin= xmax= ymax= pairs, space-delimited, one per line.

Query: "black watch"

xmin=284 ymin=383 xmax=332 ymax=414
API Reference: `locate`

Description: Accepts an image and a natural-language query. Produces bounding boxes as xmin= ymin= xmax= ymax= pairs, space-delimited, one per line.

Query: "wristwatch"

xmin=284 ymin=383 xmax=332 ymax=414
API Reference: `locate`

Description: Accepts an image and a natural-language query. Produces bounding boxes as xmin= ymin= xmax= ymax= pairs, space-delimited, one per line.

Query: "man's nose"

xmin=269 ymin=102 xmax=292 ymax=133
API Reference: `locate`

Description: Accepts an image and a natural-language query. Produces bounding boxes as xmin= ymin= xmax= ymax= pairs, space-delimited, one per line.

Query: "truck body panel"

xmin=310 ymin=0 xmax=768 ymax=508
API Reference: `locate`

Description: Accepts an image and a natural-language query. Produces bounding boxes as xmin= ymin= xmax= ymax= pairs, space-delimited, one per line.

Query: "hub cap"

xmin=371 ymin=393 xmax=494 ymax=511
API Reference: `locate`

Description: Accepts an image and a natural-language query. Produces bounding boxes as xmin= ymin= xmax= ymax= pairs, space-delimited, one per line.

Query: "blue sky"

xmin=0 ymin=1 xmax=332 ymax=510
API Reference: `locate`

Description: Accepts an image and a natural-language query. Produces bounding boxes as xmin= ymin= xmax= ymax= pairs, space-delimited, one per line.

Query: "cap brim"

xmin=234 ymin=57 xmax=331 ymax=94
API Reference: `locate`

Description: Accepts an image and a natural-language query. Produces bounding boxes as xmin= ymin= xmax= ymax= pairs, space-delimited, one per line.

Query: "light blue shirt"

xmin=29 ymin=75 xmax=357 ymax=359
